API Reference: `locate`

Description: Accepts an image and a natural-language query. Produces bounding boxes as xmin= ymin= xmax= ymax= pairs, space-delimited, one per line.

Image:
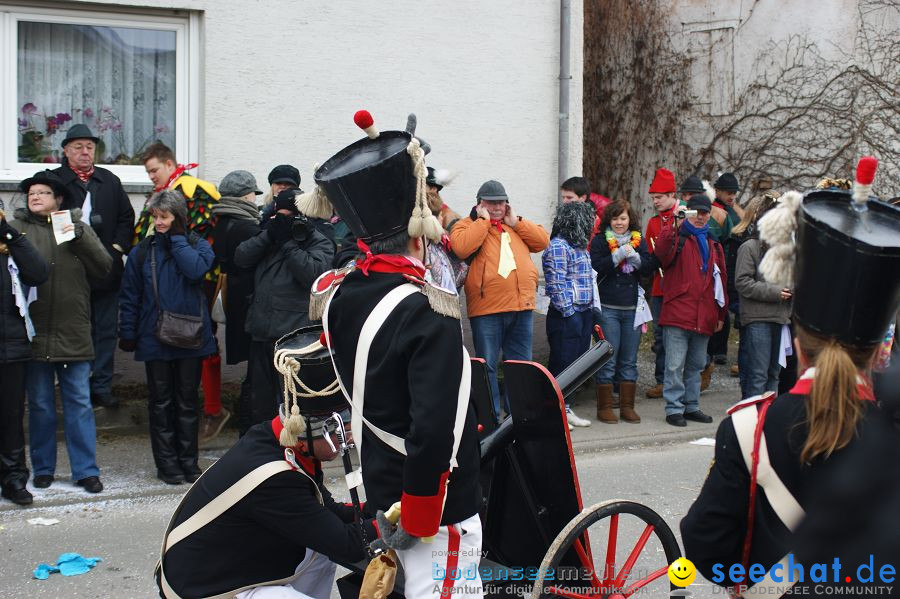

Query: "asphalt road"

xmin=0 ymin=435 xmax=727 ymax=599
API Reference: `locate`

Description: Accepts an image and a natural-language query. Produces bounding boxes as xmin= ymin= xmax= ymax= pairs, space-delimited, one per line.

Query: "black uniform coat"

xmin=0 ymin=229 xmax=50 ymax=363
xmin=328 ymin=269 xmax=481 ymax=538
xmin=160 ymin=419 xmax=375 ymax=598
xmin=681 ymin=390 xmax=884 ymax=593
xmin=53 ymin=160 xmax=135 ymax=291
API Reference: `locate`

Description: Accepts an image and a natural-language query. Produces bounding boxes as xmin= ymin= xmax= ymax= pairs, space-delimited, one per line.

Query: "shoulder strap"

xmin=150 ymin=242 xmax=162 ymax=311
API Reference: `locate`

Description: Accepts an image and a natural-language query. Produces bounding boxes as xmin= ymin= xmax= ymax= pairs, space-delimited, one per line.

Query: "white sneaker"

xmin=568 ymin=421 xmax=574 ymax=431
xmin=566 ymin=407 xmax=592 ymax=427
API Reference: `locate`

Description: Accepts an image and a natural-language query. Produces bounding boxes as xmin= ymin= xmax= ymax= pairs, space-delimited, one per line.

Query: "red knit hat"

xmin=648 ymin=168 xmax=676 ymax=193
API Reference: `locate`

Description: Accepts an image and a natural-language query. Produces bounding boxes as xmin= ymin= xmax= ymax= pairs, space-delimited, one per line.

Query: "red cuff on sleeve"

xmin=400 ymin=471 xmax=450 ymax=538
xmin=372 ymin=518 xmax=381 ymax=538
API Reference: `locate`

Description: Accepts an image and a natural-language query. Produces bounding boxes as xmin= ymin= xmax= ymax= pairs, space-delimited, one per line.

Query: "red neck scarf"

xmin=157 ymin=162 xmax=199 ymax=192
xmin=73 ymin=164 xmax=95 ymax=184
xmin=789 ymin=367 xmax=875 ymax=402
xmin=489 ymin=219 xmax=505 ymax=233
xmin=355 ymin=238 xmax=426 ymax=278
xmin=270 ymin=417 xmax=318 ymax=475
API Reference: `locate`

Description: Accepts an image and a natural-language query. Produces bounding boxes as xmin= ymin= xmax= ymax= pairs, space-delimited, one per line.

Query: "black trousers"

xmin=708 ymin=310 xmax=731 ymax=358
xmin=247 ymin=340 xmax=281 ymax=429
xmin=145 ymin=358 xmax=202 ymax=476
xmin=0 ymin=362 xmax=28 ymax=490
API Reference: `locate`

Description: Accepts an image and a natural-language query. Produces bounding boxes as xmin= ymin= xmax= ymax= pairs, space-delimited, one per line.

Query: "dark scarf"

xmin=210 ymin=197 xmax=260 ymax=222
xmin=682 ymin=220 xmax=711 ymax=272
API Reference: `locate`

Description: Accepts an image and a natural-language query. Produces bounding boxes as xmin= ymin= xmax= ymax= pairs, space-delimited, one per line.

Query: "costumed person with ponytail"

xmin=156 ymin=326 xmax=377 ymax=599
xmin=680 ymin=157 xmax=900 ymax=597
xmin=306 ymin=111 xmax=483 ymax=599
xmin=136 ymin=142 xmax=229 ymax=444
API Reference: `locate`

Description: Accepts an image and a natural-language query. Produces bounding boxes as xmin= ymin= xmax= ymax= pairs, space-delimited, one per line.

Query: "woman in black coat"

xmin=0 ymin=210 xmax=49 ymax=506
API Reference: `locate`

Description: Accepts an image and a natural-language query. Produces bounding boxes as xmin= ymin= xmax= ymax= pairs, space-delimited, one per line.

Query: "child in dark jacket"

xmin=589 ymin=200 xmax=652 ymax=424
xmin=542 ymin=201 xmax=597 ymax=429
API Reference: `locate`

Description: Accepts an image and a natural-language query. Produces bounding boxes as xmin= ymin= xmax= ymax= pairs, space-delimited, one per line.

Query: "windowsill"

xmin=0 ymin=180 xmax=153 ymax=194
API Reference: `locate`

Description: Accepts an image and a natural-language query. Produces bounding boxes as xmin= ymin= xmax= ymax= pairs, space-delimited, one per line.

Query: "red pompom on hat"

xmin=649 ymin=168 xmax=676 ymax=194
xmin=855 ymin=156 xmax=878 ymax=185
xmin=353 ymin=110 xmax=379 ymax=139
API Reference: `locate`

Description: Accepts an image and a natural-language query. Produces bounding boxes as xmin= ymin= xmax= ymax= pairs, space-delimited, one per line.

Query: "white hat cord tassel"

xmin=406 ymin=138 xmax=443 ymax=243
xmin=295 ymin=163 xmax=334 ymax=220
xmin=273 ymin=339 xmax=340 ymax=447
xmin=758 ymin=190 xmax=804 ymax=288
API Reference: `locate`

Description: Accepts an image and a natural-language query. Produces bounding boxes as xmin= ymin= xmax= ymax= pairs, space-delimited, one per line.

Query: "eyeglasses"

xmin=27 ymin=190 xmax=55 ymax=198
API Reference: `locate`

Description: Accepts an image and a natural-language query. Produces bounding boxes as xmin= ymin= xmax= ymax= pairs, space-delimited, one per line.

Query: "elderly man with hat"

xmin=210 ymin=171 xmax=263 ymax=435
xmin=156 ymin=325 xmax=376 ymax=598
xmin=302 ymin=111 xmax=483 ymax=598
xmin=451 ymin=179 xmax=549 ymax=418
xmin=50 ymin=124 xmax=135 ymax=410
xmin=654 ymin=193 xmax=727 ymax=427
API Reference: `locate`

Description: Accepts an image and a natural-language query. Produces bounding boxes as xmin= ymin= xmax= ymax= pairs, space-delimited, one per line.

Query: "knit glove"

xmin=168 ymin=216 xmax=186 ymax=238
xmin=370 ymin=509 xmax=418 ymax=552
xmin=612 ymin=245 xmax=629 ymax=264
xmin=625 ymin=251 xmax=641 ymax=267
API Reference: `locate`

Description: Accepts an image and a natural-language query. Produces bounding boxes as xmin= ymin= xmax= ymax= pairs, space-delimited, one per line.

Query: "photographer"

xmin=234 ymin=190 xmax=333 ymax=428
xmin=654 ymin=194 xmax=728 ymax=427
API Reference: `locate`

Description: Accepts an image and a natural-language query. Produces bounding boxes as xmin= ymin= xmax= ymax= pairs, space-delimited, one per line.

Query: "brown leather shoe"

xmin=730 ymin=364 xmax=740 ymax=377
xmin=645 ymin=383 xmax=663 ymax=399
xmin=700 ymin=362 xmax=715 ymax=391
xmin=596 ymin=384 xmax=617 ymax=423
xmin=619 ymin=381 xmax=640 ymax=423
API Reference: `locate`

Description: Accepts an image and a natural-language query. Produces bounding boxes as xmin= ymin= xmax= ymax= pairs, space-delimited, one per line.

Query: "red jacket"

xmin=644 ymin=205 xmax=680 ymax=297
xmin=655 ymin=221 xmax=728 ymax=336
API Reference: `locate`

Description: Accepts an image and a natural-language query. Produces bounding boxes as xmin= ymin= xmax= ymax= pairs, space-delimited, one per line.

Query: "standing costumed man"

xmin=134 ymin=143 xmax=230 ymax=442
xmin=302 ymin=110 xmax=483 ymax=599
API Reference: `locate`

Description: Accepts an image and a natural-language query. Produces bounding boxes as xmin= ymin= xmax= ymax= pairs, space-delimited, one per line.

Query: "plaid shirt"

xmin=542 ymin=237 xmax=594 ymax=317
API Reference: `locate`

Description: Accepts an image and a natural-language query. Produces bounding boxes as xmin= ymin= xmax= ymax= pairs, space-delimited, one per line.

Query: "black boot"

xmin=145 ymin=361 xmax=183 ymax=481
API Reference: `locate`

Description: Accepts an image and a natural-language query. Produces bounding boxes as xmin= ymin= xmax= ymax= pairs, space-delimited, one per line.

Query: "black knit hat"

xmin=686 ymin=193 xmax=712 ymax=212
xmin=714 ymin=173 xmax=740 ymax=191
xmin=268 ymin=164 xmax=300 ymax=186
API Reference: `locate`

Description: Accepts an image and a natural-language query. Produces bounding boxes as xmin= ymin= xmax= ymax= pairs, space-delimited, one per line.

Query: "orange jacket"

xmin=450 ymin=216 xmax=549 ymax=318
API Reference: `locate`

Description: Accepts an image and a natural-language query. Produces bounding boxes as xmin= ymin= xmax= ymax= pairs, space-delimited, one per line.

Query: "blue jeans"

xmin=741 ymin=322 xmax=783 ymax=397
xmin=662 ymin=327 xmax=709 ymax=416
xmin=650 ymin=296 xmax=665 ymax=384
xmin=470 ymin=311 xmax=533 ymax=417
xmin=546 ymin=307 xmax=593 ymax=376
xmin=596 ymin=307 xmax=641 ymax=384
xmin=90 ymin=289 xmax=119 ymax=396
xmin=27 ymin=361 xmax=100 ymax=480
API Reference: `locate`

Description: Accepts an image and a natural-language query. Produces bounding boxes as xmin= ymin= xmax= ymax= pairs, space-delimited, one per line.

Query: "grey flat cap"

xmin=477 ymin=180 xmax=509 ymax=201
xmin=219 ymin=170 xmax=262 ymax=197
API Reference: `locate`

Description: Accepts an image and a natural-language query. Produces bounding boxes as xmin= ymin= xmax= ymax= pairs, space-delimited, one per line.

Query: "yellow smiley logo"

xmin=668 ymin=557 xmax=697 ymax=587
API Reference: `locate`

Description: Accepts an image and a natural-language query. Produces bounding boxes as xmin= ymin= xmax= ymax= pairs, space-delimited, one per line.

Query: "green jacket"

xmin=12 ymin=208 xmax=112 ymax=361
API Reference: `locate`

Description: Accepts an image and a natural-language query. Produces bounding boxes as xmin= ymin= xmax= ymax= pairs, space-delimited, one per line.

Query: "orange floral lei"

xmin=604 ymin=229 xmax=642 ymax=252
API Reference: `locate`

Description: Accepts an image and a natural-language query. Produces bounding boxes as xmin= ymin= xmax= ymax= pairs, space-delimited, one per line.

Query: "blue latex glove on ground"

xmin=34 ymin=553 xmax=102 ymax=579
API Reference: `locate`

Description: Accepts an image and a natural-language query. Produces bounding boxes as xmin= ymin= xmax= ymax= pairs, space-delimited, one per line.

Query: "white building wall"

xmin=20 ymin=0 xmax=575 ymax=231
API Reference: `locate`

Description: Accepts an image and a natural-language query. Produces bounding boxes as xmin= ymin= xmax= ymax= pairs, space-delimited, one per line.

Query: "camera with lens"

xmin=291 ymin=214 xmax=309 ymax=239
xmin=676 ymin=209 xmax=698 ymax=219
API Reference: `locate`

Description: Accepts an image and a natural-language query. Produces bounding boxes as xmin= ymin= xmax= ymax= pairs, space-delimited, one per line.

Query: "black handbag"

xmin=150 ymin=242 xmax=205 ymax=349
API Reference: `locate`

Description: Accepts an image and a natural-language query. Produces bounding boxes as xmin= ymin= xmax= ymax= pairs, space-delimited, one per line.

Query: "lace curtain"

xmin=17 ymin=21 xmax=176 ymax=165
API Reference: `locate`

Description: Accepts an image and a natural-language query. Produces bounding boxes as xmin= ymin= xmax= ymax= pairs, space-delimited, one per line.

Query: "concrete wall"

xmin=3 ymin=0 xmax=580 ymax=231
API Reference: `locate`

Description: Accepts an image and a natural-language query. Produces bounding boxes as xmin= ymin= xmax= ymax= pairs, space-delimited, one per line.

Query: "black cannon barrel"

xmin=478 ymin=340 xmax=613 ymax=460
xmin=556 ymin=339 xmax=614 ymax=399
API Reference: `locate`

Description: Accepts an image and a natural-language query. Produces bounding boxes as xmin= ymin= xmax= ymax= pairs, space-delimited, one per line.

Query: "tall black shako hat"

xmin=295 ymin=110 xmax=442 ymax=244
xmin=272 ymin=324 xmax=346 ymax=447
xmin=759 ymin=156 xmax=900 ymax=346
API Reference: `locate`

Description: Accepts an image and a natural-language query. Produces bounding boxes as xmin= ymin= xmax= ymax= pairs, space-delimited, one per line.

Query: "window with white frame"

xmin=2 ymin=6 xmax=198 ymax=184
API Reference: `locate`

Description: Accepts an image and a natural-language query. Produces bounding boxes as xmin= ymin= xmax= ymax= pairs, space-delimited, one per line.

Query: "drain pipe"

xmin=558 ymin=0 xmax=572 ymax=185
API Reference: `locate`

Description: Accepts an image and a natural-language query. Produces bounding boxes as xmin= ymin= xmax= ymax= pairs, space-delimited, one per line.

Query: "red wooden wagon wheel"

xmin=530 ymin=500 xmax=681 ymax=599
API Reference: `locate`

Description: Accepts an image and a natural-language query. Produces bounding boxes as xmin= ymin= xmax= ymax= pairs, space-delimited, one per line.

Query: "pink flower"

xmin=22 ymin=102 xmax=38 ymax=114
xmin=18 ymin=117 xmax=28 ymax=128
xmin=56 ymin=112 xmax=72 ymax=123
xmin=154 ymin=124 xmax=170 ymax=134
xmin=83 ymin=107 xmax=94 ymax=118
xmin=110 ymin=120 xmax=123 ymax=132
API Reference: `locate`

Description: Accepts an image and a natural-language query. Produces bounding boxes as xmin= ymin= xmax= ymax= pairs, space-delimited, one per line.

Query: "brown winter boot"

xmin=619 ymin=382 xmax=641 ymax=423
xmin=645 ymin=383 xmax=663 ymax=399
xmin=700 ymin=362 xmax=715 ymax=392
xmin=596 ymin=384 xmax=618 ymax=424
